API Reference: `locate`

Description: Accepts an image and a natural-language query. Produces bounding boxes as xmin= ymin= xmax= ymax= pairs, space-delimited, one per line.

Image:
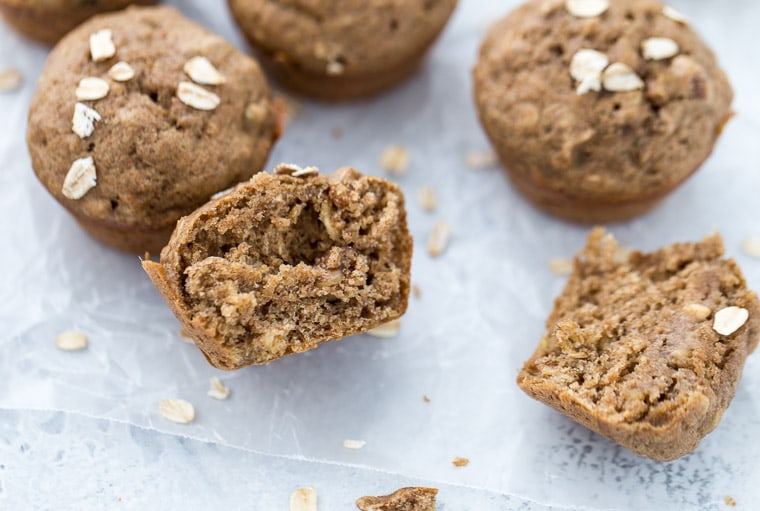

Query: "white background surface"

xmin=1 ymin=0 xmax=759 ymax=509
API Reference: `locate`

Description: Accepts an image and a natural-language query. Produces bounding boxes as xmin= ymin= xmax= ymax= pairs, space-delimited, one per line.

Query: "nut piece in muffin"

xmin=517 ymin=228 xmax=759 ymax=461
xmin=356 ymin=487 xmax=437 ymax=511
xmin=473 ymin=0 xmax=733 ymax=222
xmin=142 ymin=166 xmax=413 ymax=370
xmin=227 ymin=0 xmax=458 ymax=101
xmin=0 ymin=0 xmax=156 ymax=44
xmin=27 ymin=6 xmax=281 ymax=253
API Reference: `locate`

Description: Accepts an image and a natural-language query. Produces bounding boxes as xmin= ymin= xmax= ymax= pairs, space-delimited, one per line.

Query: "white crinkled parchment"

xmin=0 ymin=0 xmax=759 ymax=509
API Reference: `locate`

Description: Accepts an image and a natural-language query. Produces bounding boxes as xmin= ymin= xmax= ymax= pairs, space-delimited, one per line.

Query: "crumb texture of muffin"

xmin=473 ymin=0 xmax=733 ymax=222
xmin=27 ymin=6 xmax=279 ymax=253
xmin=0 ymin=0 xmax=157 ymax=44
xmin=356 ymin=487 xmax=437 ymax=511
xmin=227 ymin=0 xmax=458 ymax=100
xmin=143 ymin=167 xmax=413 ymax=370
xmin=518 ymin=228 xmax=760 ymax=461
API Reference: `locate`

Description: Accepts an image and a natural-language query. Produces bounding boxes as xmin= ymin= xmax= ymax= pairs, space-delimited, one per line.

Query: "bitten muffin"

xmin=227 ymin=0 xmax=458 ymax=100
xmin=518 ymin=228 xmax=760 ymax=461
xmin=142 ymin=165 xmax=413 ymax=370
xmin=356 ymin=487 xmax=438 ymax=511
xmin=0 ymin=0 xmax=157 ymax=44
xmin=473 ymin=0 xmax=733 ymax=223
xmin=27 ymin=6 xmax=281 ymax=253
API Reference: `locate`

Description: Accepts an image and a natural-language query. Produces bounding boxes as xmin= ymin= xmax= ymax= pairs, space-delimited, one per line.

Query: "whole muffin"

xmin=473 ymin=0 xmax=733 ymax=223
xmin=28 ymin=6 xmax=281 ymax=253
xmin=227 ymin=0 xmax=458 ymax=100
xmin=0 ymin=0 xmax=157 ymax=44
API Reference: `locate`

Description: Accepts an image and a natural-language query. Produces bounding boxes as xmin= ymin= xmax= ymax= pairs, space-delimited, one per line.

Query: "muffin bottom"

xmin=69 ymin=207 xmax=176 ymax=254
xmin=0 ymin=0 xmax=155 ymax=44
xmin=251 ymin=42 xmax=432 ymax=101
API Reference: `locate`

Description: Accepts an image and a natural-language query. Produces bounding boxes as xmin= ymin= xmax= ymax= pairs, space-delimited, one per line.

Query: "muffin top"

xmin=227 ymin=0 xmax=458 ymax=77
xmin=473 ymin=0 xmax=733 ymax=201
xmin=27 ymin=6 xmax=279 ymax=231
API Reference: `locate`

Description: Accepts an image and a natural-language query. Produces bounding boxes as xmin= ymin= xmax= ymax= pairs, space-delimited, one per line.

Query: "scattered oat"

xmin=356 ymin=487 xmax=438 ymax=511
xmin=423 ymin=395 xmax=431 ymax=403
xmin=177 ymin=81 xmax=220 ymax=111
xmin=207 ymin=376 xmax=230 ymax=400
xmin=570 ymin=48 xmax=609 ymax=95
xmin=724 ymin=495 xmax=737 ymax=507
xmin=71 ymin=103 xmax=101 ymax=139
xmin=90 ymin=29 xmax=115 ymax=62
xmin=380 ymin=145 xmax=409 ymax=175
xmin=713 ymin=306 xmax=749 ymax=336
xmin=641 ymin=37 xmax=679 ymax=61
xmin=326 ymin=60 xmax=345 ymax=76
xmin=602 ymin=62 xmax=644 ymax=92
xmin=683 ymin=303 xmax=711 ymax=321
xmin=62 ymin=156 xmax=97 ymax=200
xmin=108 ymin=61 xmax=134 ymax=82
xmin=452 ymin=457 xmax=469 ymax=467
xmin=159 ymin=399 xmax=195 ymax=424
xmin=281 ymin=94 xmax=303 ymax=122
xmin=366 ymin=319 xmax=401 ymax=338
xmin=565 ymin=0 xmax=609 ymax=18
xmin=427 ymin=221 xmax=451 ymax=257
xmin=178 ymin=327 xmax=195 ymax=343
xmin=55 ymin=330 xmax=88 ymax=351
xmin=663 ymin=5 xmax=689 ymax=24
xmin=289 ymin=487 xmax=317 ymax=511
xmin=184 ymin=56 xmax=226 ymax=85
xmin=0 ymin=68 xmax=22 ymax=92
xmin=274 ymin=162 xmax=319 ymax=177
xmin=418 ymin=186 xmax=437 ymax=212
xmin=465 ymin=149 xmax=498 ymax=169
xmin=412 ymin=284 xmax=422 ymax=299
xmin=75 ymin=77 xmax=110 ymax=101
xmin=548 ymin=257 xmax=573 ymax=276
xmin=741 ymin=237 xmax=760 ymax=259
xmin=343 ymin=439 xmax=366 ymax=449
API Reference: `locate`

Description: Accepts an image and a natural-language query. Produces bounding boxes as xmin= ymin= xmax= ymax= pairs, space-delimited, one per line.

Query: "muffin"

xmin=27 ymin=6 xmax=281 ymax=253
xmin=473 ymin=0 xmax=733 ymax=223
xmin=227 ymin=0 xmax=458 ymax=100
xmin=518 ymin=228 xmax=760 ymax=461
xmin=142 ymin=165 xmax=413 ymax=370
xmin=0 ymin=0 xmax=157 ymax=44
xmin=356 ymin=487 xmax=438 ymax=511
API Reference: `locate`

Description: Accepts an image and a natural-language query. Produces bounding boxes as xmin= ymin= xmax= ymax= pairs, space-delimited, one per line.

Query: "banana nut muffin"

xmin=27 ymin=6 xmax=281 ymax=253
xmin=227 ymin=0 xmax=458 ymax=100
xmin=473 ymin=0 xmax=733 ymax=222
xmin=518 ymin=228 xmax=760 ymax=461
xmin=142 ymin=165 xmax=413 ymax=370
xmin=0 ymin=0 xmax=157 ymax=44
xmin=356 ymin=487 xmax=438 ymax=511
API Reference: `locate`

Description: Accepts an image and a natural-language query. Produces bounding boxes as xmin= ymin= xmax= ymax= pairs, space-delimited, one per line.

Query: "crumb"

xmin=452 ymin=457 xmax=469 ymax=467
xmin=724 ymin=495 xmax=737 ymax=507
xmin=423 ymin=395 xmax=431 ymax=403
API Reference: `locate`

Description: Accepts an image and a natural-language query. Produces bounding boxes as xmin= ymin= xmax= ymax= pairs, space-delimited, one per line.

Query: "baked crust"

xmin=27 ymin=6 xmax=280 ymax=253
xmin=227 ymin=0 xmax=457 ymax=100
xmin=473 ymin=0 xmax=733 ymax=223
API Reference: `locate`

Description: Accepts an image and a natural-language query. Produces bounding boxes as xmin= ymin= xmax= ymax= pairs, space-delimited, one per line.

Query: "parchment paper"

xmin=1 ymin=1 xmax=758 ymax=509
